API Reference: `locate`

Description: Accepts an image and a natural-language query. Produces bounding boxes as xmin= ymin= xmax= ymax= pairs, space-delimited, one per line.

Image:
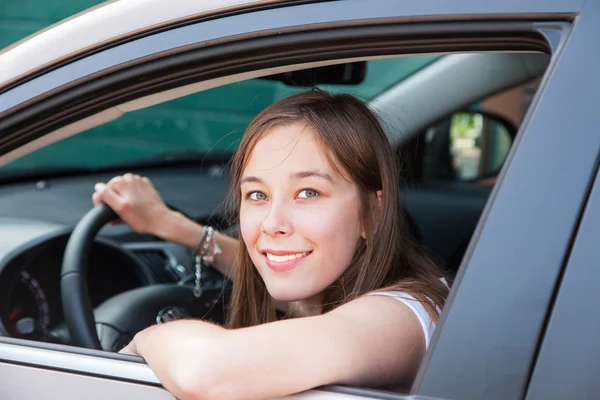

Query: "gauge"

xmin=5 ymin=270 xmax=50 ymax=339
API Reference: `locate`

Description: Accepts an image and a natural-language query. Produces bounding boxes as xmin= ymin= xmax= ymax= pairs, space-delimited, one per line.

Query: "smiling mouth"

xmin=262 ymin=251 xmax=312 ymax=272
xmin=266 ymin=251 xmax=311 ymax=262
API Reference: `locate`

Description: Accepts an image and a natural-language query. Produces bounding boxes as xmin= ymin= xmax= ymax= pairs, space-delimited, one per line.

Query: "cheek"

xmin=239 ymin=204 xmax=264 ymax=249
xmin=294 ymin=200 xmax=362 ymax=251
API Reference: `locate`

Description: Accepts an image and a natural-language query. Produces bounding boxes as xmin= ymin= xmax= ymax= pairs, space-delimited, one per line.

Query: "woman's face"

xmin=239 ymin=123 xmax=363 ymax=303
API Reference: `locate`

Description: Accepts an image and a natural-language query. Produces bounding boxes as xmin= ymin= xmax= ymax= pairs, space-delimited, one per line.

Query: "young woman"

xmin=92 ymin=90 xmax=449 ymax=400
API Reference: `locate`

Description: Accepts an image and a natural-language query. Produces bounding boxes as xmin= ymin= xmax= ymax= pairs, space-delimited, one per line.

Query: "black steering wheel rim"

xmin=60 ymin=203 xmax=117 ymax=350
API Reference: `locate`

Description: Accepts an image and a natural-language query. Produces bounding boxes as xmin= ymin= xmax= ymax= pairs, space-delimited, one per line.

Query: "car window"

xmin=421 ymin=79 xmax=541 ymax=185
xmin=0 ymin=55 xmax=440 ymax=175
xmin=0 ymin=51 xmax=551 ymax=345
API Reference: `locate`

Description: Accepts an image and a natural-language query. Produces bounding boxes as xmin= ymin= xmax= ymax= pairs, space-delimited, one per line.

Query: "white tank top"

xmin=367 ymin=278 xmax=448 ymax=349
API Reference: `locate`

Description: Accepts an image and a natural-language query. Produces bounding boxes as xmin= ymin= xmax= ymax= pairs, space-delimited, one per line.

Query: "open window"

xmin=0 ymin=49 xmax=550 ymax=342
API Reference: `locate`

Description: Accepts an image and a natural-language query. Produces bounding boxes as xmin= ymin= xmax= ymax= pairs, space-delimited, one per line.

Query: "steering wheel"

xmin=60 ymin=204 xmax=210 ymax=351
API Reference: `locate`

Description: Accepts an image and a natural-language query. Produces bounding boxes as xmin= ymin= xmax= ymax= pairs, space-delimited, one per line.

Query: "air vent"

xmin=133 ymin=249 xmax=180 ymax=283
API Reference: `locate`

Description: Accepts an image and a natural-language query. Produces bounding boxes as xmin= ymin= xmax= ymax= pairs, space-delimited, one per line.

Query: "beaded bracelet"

xmin=192 ymin=226 xmax=222 ymax=298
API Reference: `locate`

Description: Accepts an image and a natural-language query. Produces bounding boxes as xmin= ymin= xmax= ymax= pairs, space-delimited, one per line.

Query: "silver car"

xmin=0 ymin=0 xmax=598 ymax=399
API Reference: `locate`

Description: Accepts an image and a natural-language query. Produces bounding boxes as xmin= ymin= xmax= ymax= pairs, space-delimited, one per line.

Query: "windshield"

xmin=1 ymin=55 xmax=440 ymax=178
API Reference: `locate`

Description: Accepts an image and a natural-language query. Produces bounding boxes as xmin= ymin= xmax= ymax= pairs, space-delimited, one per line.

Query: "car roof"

xmin=0 ymin=0 xmax=289 ymax=91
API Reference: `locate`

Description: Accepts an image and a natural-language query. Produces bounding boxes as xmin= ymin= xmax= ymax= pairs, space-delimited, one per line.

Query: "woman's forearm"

xmin=154 ymin=210 xmax=238 ymax=279
xmin=129 ymin=296 xmax=425 ymax=400
xmin=131 ymin=318 xmax=334 ymax=400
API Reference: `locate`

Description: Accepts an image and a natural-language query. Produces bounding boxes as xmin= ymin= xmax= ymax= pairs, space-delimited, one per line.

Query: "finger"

xmin=93 ymin=184 xmax=124 ymax=224
xmin=99 ymin=186 xmax=126 ymax=212
xmin=94 ymin=182 xmax=107 ymax=194
xmin=107 ymin=176 xmax=124 ymax=192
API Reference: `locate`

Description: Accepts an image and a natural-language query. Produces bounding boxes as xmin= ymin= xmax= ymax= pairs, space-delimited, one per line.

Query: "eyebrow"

xmin=240 ymin=170 xmax=334 ymax=185
xmin=291 ymin=170 xmax=334 ymax=182
xmin=240 ymin=176 xmax=264 ymax=185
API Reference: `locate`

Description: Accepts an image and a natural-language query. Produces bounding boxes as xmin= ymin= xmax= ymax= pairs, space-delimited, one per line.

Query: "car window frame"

xmin=0 ymin=1 xmax=593 ymax=399
xmin=0 ymin=23 xmax=554 ymax=158
xmin=0 ymin=0 xmax=582 ymax=119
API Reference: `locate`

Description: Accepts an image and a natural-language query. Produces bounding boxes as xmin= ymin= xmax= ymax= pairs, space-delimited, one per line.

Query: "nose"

xmin=261 ymin=201 xmax=292 ymax=237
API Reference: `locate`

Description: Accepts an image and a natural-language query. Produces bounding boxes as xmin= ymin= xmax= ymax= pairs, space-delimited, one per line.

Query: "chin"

xmin=265 ymin=283 xmax=318 ymax=303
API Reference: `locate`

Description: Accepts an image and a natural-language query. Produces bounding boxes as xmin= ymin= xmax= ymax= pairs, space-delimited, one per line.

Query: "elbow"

xmin=170 ymin=362 xmax=235 ymax=400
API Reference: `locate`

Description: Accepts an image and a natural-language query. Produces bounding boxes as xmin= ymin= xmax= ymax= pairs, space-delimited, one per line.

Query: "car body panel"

xmin=0 ymin=358 xmax=399 ymax=400
xmin=0 ymin=362 xmax=174 ymax=400
xmin=0 ymin=0 xmax=583 ymax=95
xmin=0 ymin=0 xmax=283 ymax=89
xmin=0 ymin=343 xmax=411 ymax=400
xmin=417 ymin=4 xmax=600 ymax=398
xmin=524 ymin=54 xmax=600 ymax=397
xmin=0 ymin=0 xmax=598 ymax=399
xmin=525 ymin=167 xmax=600 ymax=399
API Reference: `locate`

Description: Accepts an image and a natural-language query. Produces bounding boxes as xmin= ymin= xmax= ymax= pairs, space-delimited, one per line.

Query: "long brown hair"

xmin=226 ymin=90 xmax=448 ymax=329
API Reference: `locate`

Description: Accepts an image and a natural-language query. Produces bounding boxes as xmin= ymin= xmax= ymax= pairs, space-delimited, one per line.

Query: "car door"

xmin=0 ymin=0 xmax=596 ymax=399
xmin=523 ymin=155 xmax=600 ymax=400
xmin=417 ymin=1 xmax=600 ymax=398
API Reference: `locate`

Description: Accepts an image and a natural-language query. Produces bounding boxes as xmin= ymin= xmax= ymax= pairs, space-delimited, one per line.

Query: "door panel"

xmin=415 ymin=8 xmax=600 ymax=400
xmin=0 ymin=362 xmax=174 ymax=400
xmin=525 ymin=91 xmax=600 ymax=399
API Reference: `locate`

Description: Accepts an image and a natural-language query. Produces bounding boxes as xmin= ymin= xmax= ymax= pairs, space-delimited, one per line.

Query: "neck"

xmin=289 ymin=292 xmax=324 ymax=317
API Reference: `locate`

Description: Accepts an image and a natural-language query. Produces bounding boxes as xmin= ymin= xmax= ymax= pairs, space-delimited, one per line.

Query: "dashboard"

xmin=0 ymin=232 xmax=152 ymax=341
xmin=0 ymin=165 xmax=233 ymax=344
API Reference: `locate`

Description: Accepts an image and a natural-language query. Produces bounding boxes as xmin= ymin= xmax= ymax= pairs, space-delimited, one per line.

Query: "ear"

xmin=360 ymin=190 xmax=384 ymax=239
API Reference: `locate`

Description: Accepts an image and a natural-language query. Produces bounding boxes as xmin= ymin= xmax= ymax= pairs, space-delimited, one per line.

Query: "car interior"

xmin=0 ymin=50 xmax=549 ymax=349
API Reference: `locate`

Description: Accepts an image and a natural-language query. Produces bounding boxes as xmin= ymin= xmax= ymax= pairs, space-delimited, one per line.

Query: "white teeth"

xmin=266 ymin=252 xmax=309 ymax=263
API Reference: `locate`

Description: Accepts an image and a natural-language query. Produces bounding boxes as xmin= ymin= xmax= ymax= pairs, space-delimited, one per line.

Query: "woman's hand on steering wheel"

xmin=92 ymin=173 xmax=172 ymax=236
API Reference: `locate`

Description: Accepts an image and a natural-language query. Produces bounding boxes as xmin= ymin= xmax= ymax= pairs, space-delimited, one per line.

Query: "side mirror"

xmin=423 ymin=110 xmax=516 ymax=184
